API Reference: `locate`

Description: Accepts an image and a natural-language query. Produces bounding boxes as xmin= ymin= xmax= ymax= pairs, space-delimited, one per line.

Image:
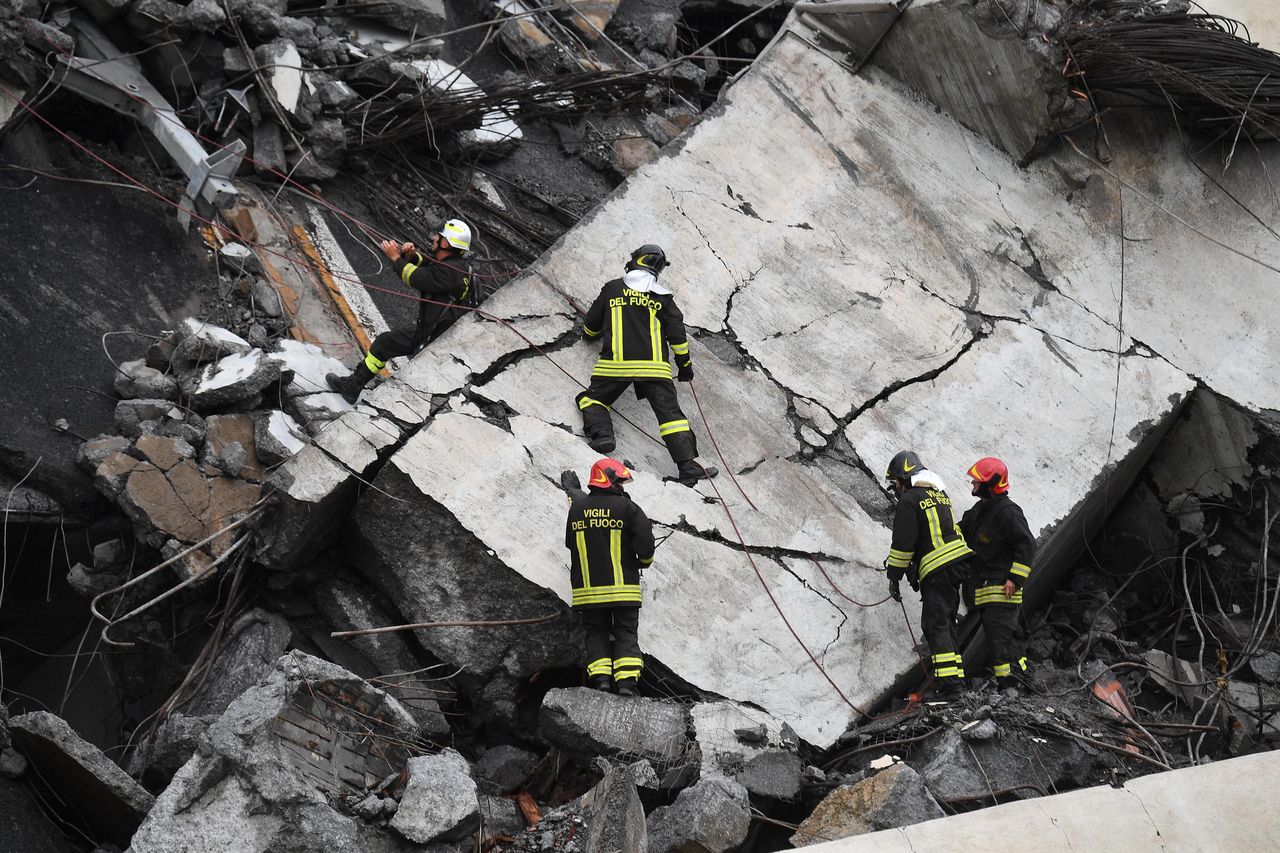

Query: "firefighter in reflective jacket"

xmin=326 ymin=219 xmax=474 ymax=403
xmin=565 ymin=458 xmax=655 ymax=696
xmin=575 ymin=245 xmax=716 ymax=485
xmin=883 ymin=451 xmax=973 ymax=696
xmin=960 ymin=457 xmax=1035 ymax=689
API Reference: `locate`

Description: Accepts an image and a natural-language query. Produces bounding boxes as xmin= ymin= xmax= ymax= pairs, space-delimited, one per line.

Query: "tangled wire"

xmin=1065 ymin=9 xmax=1280 ymax=143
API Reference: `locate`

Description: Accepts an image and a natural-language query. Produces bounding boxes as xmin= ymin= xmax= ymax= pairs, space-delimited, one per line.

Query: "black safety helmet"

xmin=884 ymin=450 xmax=924 ymax=484
xmin=626 ymin=244 xmax=669 ymax=274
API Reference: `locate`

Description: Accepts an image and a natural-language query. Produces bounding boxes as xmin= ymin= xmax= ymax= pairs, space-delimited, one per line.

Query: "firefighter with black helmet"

xmin=326 ymin=219 xmax=475 ymax=403
xmin=960 ymin=456 xmax=1035 ymax=690
xmin=575 ymin=245 xmax=717 ymax=485
xmin=883 ymin=450 xmax=973 ymax=696
xmin=565 ymin=458 xmax=655 ymax=696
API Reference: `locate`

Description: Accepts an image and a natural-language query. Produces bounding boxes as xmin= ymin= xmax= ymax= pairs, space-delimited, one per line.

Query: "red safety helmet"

xmin=588 ymin=458 xmax=633 ymax=489
xmin=967 ymin=457 xmax=1009 ymax=495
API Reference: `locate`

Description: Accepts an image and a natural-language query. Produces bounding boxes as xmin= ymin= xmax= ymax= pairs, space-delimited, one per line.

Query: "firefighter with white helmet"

xmin=326 ymin=219 xmax=475 ymax=403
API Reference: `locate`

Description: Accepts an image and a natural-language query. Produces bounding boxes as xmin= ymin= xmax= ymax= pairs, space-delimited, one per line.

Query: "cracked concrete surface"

xmin=266 ymin=19 xmax=1280 ymax=747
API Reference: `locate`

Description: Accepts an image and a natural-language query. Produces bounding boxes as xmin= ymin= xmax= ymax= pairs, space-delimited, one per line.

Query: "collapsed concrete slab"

xmin=646 ymin=775 xmax=751 ymax=853
xmin=540 ymin=688 xmax=692 ymax=766
xmin=267 ymin=4 xmax=1280 ymax=750
xmin=9 ymin=711 xmax=154 ymax=846
xmin=792 ymin=763 xmax=944 ymax=846
xmin=691 ymin=701 xmax=802 ymax=801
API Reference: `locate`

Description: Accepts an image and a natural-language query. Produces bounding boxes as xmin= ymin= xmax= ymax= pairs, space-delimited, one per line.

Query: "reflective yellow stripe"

xmin=572 ymin=586 xmax=642 ymax=606
xmin=611 ymin=305 xmax=623 ymax=361
xmin=638 ymin=556 xmax=653 ymax=566
xmin=671 ymin=342 xmax=689 ymax=356
xmin=400 ymin=262 xmax=418 ymax=286
xmin=992 ymin=662 xmax=1012 ymax=677
xmin=584 ymin=325 xmax=602 ymax=338
xmin=578 ymin=396 xmax=611 ymax=411
xmin=974 ymin=583 xmax=1022 ymax=605
xmin=587 ymin=658 xmax=613 ymax=676
xmin=576 ymin=531 xmax=591 ymax=591
xmin=613 ymin=656 xmax=643 ymax=668
xmin=918 ymin=539 xmax=972 ymax=581
xmin=591 ymin=359 xmax=673 ymax=379
xmin=935 ymin=666 xmax=965 ymax=678
xmin=364 ymin=352 xmax=386 ymax=372
xmin=1017 ymin=656 xmax=1028 ymax=670
xmin=614 ymin=671 xmax=641 ymax=682
xmin=1011 ymin=562 xmax=1032 ymax=578
xmin=887 ymin=548 xmax=914 ymax=569
xmin=610 ymin=529 xmax=623 ymax=588
xmin=659 ymin=419 xmax=690 ymax=436
xmin=924 ymin=506 xmax=944 ymax=549
xmin=650 ymin=310 xmax=661 ymax=363
xmin=931 ymin=652 xmax=959 ymax=663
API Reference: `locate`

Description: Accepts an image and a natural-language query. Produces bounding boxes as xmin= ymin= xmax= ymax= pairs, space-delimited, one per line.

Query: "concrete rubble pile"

xmin=3 ymin=0 xmax=1280 ymax=850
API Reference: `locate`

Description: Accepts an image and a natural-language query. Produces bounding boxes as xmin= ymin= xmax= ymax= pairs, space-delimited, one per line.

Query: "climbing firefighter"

xmin=326 ymin=219 xmax=474 ymax=403
xmin=575 ymin=245 xmax=717 ymax=485
xmin=959 ymin=456 xmax=1035 ymax=690
xmin=565 ymin=458 xmax=655 ymax=696
xmin=883 ymin=451 xmax=973 ymax=696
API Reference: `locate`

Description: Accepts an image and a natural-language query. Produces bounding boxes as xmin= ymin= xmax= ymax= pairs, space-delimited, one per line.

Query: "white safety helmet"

xmin=439 ymin=219 xmax=472 ymax=253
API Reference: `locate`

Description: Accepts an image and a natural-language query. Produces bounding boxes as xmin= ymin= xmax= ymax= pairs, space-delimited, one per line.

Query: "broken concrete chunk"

xmin=114 ymin=399 xmax=185 ymax=437
xmin=131 ymin=652 xmax=420 ymax=853
xmin=252 ymin=118 xmax=287 ymax=176
xmin=135 ymin=433 xmax=196 ymax=471
xmin=564 ymin=0 xmax=621 ymax=42
xmin=911 ymin=728 xmax=1096 ymax=803
xmin=184 ymin=608 xmax=292 ymax=716
xmin=66 ymin=561 xmax=126 ymax=597
xmin=77 ymin=434 xmax=133 ymax=473
xmin=479 ymin=794 xmax=525 ymax=840
xmin=127 ymin=712 xmax=217 ymax=783
xmin=0 ymin=747 xmax=26 ymax=779
xmin=179 ymin=0 xmax=227 ymax=32
xmin=173 ymin=318 xmax=250 ymax=367
xmin=255 ymin=40 xmax=303 ymax=113
xmin=268 ymin=339 xmax=353 ymax=398
xmin=579 ymin=763 xmax=647 ymax=853
xmin=255 ymin=409 xmax=307 ymax=466
xmin=389 ymin=750 xmax=480 ymax=843
xmin=9 ymin=711 xmax=154 ymax=846
xmin=646 ymin=775 xmax=750 ymax=853
xmin=472 ymin=744 xmax=539 ymax=794
xmin=191 ymin=349 xmax=283 ymax=412
xmin=351 ymin=0 xmax=446 ymax=34
xmin=540 ymin=687 xmax=691 ymax=766
xmin=113 ymin=358 xmax=179 ymax=401
xmin=791 ymin=763 xmax=945 ymax=846
xmin=691 ymin=701 xmax=801 ymax=801
xmin=959 ymin=718 xmax=998 ymax=742
xmin=203 ymin=414 xmax=265 ymax=480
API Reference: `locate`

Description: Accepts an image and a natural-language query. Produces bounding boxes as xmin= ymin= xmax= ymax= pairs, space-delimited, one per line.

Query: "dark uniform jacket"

xmin=582 ymin=277 xmax=690 ymax=381
xmin=885 ymin=483 xmax=972 ymax=585
xmin=565 ymin=487 xmax=655 ymax=609
xmin=391 ymin=251 xmax=471 ymax=345
xmin=959 ymin=494 xmax=1035 ymax=604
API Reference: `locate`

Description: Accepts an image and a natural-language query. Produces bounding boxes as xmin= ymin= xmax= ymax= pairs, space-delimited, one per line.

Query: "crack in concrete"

xmin=663 ymin=517 xmax=845 ymax=564
xmin=469 ymin=323 xmax=584 ymax=388
xmin=667 ymin=184 xmax=814 ymax=230
xmin=1125 ymin=787 xmax=1167 ymax=849
xmin=839 ymin=329 xmax=985 ymax=427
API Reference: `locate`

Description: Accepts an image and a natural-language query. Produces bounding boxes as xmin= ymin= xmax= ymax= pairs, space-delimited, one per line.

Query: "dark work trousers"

xmin=579 ymin=606 xmax=643 ymax=684
xmin=368 ymin=326 xmax=423 ymax=364
xmin=967 ymin=582 xmax=1028 ymax=680
xmin=576 ymin=377 xmax=696 ymax=463
xmin=920 ymin=562 xmax=967 ymax=682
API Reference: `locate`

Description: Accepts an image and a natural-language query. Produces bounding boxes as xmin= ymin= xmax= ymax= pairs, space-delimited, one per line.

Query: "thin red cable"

xmin=688 ymin=380 xmax=757 ymax=510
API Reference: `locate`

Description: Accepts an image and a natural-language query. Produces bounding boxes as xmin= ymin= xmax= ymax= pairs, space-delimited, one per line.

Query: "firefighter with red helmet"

xmin=565 ymin=458 xmax=655 ymax=696
xmin=575 ymin=245 xmax=717 ymax=486
xmin=883 ymin=450 xmax=973 ymax=696
xmin=960 ymin=457 xmax=1036 ymax=689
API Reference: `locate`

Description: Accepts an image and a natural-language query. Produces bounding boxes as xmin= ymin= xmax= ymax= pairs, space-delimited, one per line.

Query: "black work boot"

xmin=933 ymin=678 xmax=965 ymax=699
xmin=589 ymin=675 xmax=613 ymax=692
xmin=587 ymin=435 xmax=616 ymax=454
xmin=615 ymin=679 xmax=640 ymax=697
xmin=326 ymin=363 xmax=375 ymax=404
xmin=677 ymin=460 xmax=718 ymax=485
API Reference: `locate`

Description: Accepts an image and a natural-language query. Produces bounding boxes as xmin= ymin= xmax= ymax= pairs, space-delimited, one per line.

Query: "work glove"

xmin=676 ymin=361 xmax=694 ymax=382
xmin=889 ymin=578 xmax=902 ymax=603
xmin=907 ymin=572 xmax=920 ymax=593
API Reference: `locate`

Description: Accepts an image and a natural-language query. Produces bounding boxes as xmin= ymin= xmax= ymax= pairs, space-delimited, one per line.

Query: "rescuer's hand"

xmin=1004 ymin=579 xmax=1017 ymax=598
xmin=889 ymin=578 xmax=902 ymax=603
xmin=677 ymin=362 xmax=694 ymax=382
xmin=380 ymin=240 xmax=402 ymax=261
